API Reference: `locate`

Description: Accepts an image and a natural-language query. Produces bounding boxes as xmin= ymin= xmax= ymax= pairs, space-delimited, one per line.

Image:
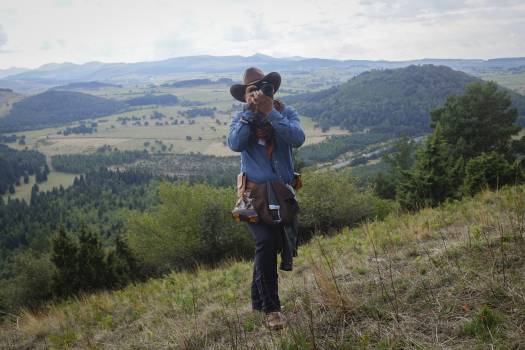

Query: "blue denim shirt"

xmin=227 ymin=105 xmax=305 ymax=184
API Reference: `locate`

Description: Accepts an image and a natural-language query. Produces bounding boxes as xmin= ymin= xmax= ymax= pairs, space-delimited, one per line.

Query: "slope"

xmin=1 ymin=184 xmax=524 ymax=349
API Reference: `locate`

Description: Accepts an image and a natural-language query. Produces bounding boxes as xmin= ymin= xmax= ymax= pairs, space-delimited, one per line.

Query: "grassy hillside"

xmin=1 ymin=184 xmax=524 ymax=349
xmin=286 ymin=65 xmax=525 ymax=135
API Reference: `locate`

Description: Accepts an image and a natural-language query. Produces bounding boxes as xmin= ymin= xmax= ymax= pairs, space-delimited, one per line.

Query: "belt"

xmin=246 ymin=179 xmax=293 ymax=190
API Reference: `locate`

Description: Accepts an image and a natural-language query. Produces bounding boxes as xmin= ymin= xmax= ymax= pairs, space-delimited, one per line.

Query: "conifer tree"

xmin=397 ymin=122 xmax=455 ymax=210
xmin=51 ymin=225 xmax=79 ymax=297
xmin=430 ymin=81 xmax=521 ymax=161
xmin=77 ymin=224 xmax=107 ymax=292
xmin=106 ymin=236 xmax=139 ymax=287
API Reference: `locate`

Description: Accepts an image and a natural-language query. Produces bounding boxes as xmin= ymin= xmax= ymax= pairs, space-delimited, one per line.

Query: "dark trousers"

xmin=246 ymin=221 xmax=281 ymax=313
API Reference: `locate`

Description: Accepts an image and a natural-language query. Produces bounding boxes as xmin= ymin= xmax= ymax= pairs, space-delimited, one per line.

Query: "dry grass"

xmin=1 ymin=184 xmax=525 ymax=349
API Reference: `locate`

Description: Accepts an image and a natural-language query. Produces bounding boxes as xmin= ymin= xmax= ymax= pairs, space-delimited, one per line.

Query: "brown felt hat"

xmin=230 ymin=67 xmax=281 ymax=102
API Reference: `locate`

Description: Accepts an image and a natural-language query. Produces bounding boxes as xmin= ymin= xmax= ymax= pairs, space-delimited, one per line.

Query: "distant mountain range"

xmin=1 ymin=53 xmax=525 ymax=92
xmin=285 ymin=65 xmax=525 ymax=135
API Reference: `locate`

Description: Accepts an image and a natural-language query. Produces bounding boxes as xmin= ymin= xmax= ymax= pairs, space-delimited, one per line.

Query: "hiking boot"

xmin=263 ymin=311 xmax=286 ymax=331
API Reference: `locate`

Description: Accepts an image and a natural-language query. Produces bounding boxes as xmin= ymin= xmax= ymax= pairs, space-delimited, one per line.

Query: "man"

xmin=228 ymin=67 xmax=305 ymax=330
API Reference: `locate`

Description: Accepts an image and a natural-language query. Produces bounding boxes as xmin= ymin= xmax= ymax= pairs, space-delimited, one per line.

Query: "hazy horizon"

xmin=4 ymin=52 xmax=525 ymax=72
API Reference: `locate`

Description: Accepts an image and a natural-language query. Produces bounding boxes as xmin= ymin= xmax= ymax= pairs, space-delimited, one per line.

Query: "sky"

xmin=0 ymin=0 xmax=524 ymax=70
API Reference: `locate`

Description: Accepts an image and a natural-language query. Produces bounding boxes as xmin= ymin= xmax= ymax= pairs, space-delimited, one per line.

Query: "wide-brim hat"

xmin=230 ymin=67 xmax=281 ymax=102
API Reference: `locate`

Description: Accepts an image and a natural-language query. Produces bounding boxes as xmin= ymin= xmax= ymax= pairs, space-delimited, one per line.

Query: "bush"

xmin=0 ymin=250 xmax=54 ymax=311
xmin=462 ymin=152 xmax=523 ymax=196
xmin=297 ymin=169 xmax=396 ymax=237
xmin=126 ymin=181 xmax=253 ymax=275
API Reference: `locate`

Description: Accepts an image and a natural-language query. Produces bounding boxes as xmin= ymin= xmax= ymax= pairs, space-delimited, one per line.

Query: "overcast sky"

xmin=0 ymin=0 xmax=524 ymax=69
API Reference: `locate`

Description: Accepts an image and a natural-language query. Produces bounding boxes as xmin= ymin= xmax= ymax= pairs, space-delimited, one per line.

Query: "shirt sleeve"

xmin=227 ymin=110 xmax=254 ymax=152
xmin=266 ymin=106 xmax=306 ymax=148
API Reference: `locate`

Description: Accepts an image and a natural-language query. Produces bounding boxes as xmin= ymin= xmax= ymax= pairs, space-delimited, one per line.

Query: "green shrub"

xmin=297 ymin=169 xmax=396 ymax=235
xmin=462 ymin=151 xmax=523 ymax=196
xmin=0 ymin=250 xmax=54 ymax=311
xmin=126 ymin=181 xmax=253 ymax=275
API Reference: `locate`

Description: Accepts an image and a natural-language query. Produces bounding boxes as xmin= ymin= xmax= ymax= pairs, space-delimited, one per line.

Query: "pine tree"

xmin=430 ymin=81 xmax=521 ymax=161
xmin=374 ymin=134 xmax=417 ymax=199
xmin=77 ymin=224 xmax=107 ymax=292
xmin=30 ymin=184 xmax=39 ymax=206
xmin=51 ymin=225 xmax=79 ymax=297
xmin=397 ymin=122 xmax=455 ymax=210
xmin=106 ymin=236 xmax=139 ymax=287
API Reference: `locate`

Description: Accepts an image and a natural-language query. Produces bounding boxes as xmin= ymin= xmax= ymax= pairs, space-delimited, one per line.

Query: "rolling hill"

xmin=285 ymin=65 xmax=525 ymax=135
xmin=0 ymin=90 xmax=127 ymax=132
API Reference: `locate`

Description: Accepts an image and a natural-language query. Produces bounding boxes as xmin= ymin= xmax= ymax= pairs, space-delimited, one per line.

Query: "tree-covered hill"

xmin=0 ymin=90 xmax=127 ymax=132
xmin=285 ymin=65 xmax=525 ymax=135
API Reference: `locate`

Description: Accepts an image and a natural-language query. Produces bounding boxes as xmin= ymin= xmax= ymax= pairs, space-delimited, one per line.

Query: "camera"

xmin=254 ymin=81 xmax=274 ymax=98
xmin=250 ymin=81 xmax=274 ymax=124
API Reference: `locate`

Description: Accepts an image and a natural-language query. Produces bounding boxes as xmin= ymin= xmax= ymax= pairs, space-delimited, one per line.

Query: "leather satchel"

xmin=248 ymin=180 xmax=299 ymax=226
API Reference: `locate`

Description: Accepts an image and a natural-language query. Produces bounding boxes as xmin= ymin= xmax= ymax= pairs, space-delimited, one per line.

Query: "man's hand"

xmin=244 ymin=85 xmax=257 ymax=111
xmin=253 ymin=90 xmax=273 ymax=116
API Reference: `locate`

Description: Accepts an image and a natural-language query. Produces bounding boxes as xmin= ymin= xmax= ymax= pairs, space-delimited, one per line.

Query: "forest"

xmin=0 ymin=144 xmax=49 ymax=195
xmin=51 ymin=147 xmax=150 ymax=173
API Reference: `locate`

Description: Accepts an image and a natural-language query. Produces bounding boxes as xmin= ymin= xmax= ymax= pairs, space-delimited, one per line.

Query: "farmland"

xmin=7 ymin=81 xmax=350 ymax=158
